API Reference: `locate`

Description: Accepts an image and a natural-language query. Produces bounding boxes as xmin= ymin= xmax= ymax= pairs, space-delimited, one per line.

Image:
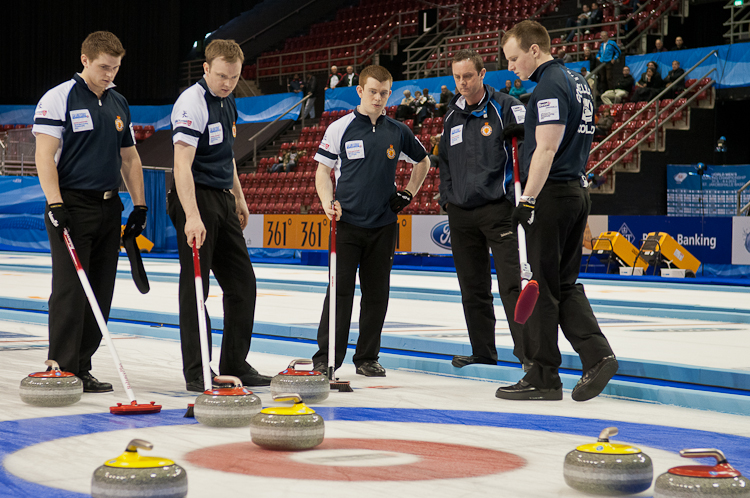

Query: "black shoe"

xmin=237 ymin=366 xmax=273 ymax=386
xmin=572 ymin=355 xmax=618 ymax=402
xmin=355 ymin=360 xmax=386 ymax=377
xmin=79 ymin=372 xmax=113 ymax=393
xmin=495 ymin=380 xmax=563 ymax=400
xmin=313 ymin=363 xmax=329 ymax=378
xmin=185 ymin=370 xmax=222 ymax=392
xmin=451 ymin=355 xmax=496 ymax=368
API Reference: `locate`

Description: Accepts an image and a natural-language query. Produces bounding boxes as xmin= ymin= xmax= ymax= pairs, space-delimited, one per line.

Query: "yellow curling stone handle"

xmin=261 ymin=393 xmax=317 ymax=415
xmin=104 ymin=439 xmax=176 ymax=468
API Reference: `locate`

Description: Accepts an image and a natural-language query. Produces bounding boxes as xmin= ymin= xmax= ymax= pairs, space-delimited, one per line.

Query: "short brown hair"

xmin=358 ymin=65 xmax=393 ymax=87
xmin=501 ymin=20 xmax=551 ymax=54
xmin=205 ymin=39 xmax=244 ymax=66
xmin=452 ymin=50 xmax=484 ymax=73
xmin=81 ymin=31 xmax=125 ymax=60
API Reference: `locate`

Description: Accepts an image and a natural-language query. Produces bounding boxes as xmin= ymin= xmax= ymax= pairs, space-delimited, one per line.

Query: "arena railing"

xmin=587 ymin=50 xmax=719 ymax=181
xmin=736 ymin=180 xmax=750 ymax=215
xmin=0 ymin=128 xmax=36 ymax=176
xmin=246 ymin=94 xmax=313 ymax=171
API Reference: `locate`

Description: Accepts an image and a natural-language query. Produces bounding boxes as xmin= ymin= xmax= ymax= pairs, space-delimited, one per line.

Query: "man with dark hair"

xmin=601 ymin=65 xmax=634 ymax=105
xmin=33 ymin=31 xmax=147 ymax=392
xmin=596 ymin=31 xmax=621 ymax=92
xmin=500 ymin=79 xmax=513 ymax=94
xmin=499 ymin=20 xmax=617 ymax=401
xmin=664 ymin=60 xmax=685 ymax=97
xmin=301 ymin=73 xmax=317 ymax=119
xmin=671 ymin=36 xmax=686 ymax=51
xmin=312 ymin=65 xmax=430 ymax=378
xmin=439 ymin=49 xmax=529 ymax=371
xmin=435 ymin=85 xmax=454 ymax=117
xmin=169 ymin=39 xmax=272 ymax=391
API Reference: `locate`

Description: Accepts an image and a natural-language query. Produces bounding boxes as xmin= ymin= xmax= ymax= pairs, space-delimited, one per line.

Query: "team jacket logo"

xmin=481 ymin=122 xmax=492 ymax=136
xmin=386 ymin=144 xmax=396 ymax=159
xmin=115 ymin=116 xmax=124 ymax=132
xmin=232 ymin=122 xmax=237 ymax=138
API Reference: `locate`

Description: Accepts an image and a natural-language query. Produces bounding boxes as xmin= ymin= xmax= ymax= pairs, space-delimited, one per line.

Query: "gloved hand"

xmin=47 ymin=203 xmax=72 ymax=239
xmin=123 ymin=205 xmax=148 ymax=239
xmin=512 ymin=199 xmax=535 ymax=231
xmin=389 ymin=189 xmax=413 ymax=213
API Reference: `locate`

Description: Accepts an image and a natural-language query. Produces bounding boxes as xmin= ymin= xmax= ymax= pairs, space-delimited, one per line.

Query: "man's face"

xmin=441 ymin=85 xmax=448 ymax=94
xmin=503 ymin=37 xmax=537 ymax=81
xmin=672 ymin=61 xmax=680 ymax=70
xmin=600 ymin=31 xmax=608 ymax=41
xmin=582 ymin=5 xmax=589 ymax=12
xmin=647 ymin=62 xmax=657 ymax=71
xmin=505 ymin=79 xmax=512 ymax=88
xmin=675 ymin=37 xmax=683 ymax=47
xmin=346 ymin=66 xmax=354 ymax=74
xmin=592 ymin=2 xmax=598 ymax=9
xmin=623 ymin=67 xmax=630 ymax=76
xmin=331 ymin=66 xmax=337 ymax=74
xmin=203 ymin=57 xmax=242 ymax=98
xmin=81 ymin=53 xmax=122 ymax=93
xmin=584 ymin=48 xmax=591 ymax=57
xmin=655 ymin=39 xmax=663 ymax=49
xmin=452 ymin=59 xmax=486 ymax=99
xmin=357 ymin=77 xmax=392 ymax=117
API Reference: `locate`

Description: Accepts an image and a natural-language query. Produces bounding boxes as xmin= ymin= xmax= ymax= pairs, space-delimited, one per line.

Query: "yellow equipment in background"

xmin=120 ymin=227 xmax=154 ymax=253
xmin=591 ymin=231 xmax=649 ymax=269
xmin=639 ymin=232 xmax=701 ymax=274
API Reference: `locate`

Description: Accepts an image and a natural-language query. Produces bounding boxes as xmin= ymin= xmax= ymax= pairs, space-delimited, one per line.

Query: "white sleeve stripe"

xmin=31 ymin=124 xmax=64 ymax=139
xmin=173 ymin=133 xmax=199 ymax=147
xmin=314 ymin=153 xmax=336 ymax=168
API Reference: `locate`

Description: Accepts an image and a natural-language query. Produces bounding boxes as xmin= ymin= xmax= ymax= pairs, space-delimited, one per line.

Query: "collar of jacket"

xmin=449 ymin=84 xmax=495 ymax=118
xmin=530 ymin=58 xmax=563 ymax=83
xmin=354 ymin=106 xmax=385 ymax=126
xmin=199 ymin=77 xmax=224 ymax=102
xmin=74 ymin=73 xmax=115 ymax=99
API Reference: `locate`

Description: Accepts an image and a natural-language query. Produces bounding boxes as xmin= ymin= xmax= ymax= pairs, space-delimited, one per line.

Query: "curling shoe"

xmin=572 ymin=355 xmax=618 ymax=402
xmin=80 ymin=372 xmax=113 ymax=393
xmin=495 ymin=380 xmax=562 ymax=400
xmin=355 ymin=360 xmax=386 ymax=377
xmin=451 ymin=355 xmax=496 ymax=368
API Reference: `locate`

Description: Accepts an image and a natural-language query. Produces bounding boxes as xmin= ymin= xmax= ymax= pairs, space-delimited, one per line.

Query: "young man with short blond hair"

xmin=169 ymin=39 xmax=271 ymax=391
xmin=33 ymin=31 xmax=147 ymax=392
xmin=497 ymin=20 xmax=617 ymax=402
xmin=312 ymin=65 xmax=430 ymax=377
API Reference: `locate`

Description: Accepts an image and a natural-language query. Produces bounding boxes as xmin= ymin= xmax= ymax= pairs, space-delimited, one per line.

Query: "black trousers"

xmin=45 ymin=190 xmax=123 ymax=375
xmin=522 ymin=181 xmax=614 ymax=389
xmin=168 ymin=186 xmax=257 ymax=383
xmin=447 ymin=200 xmax=525 ymax=362
xmin=313 ymin=221 xmax=398 ymax=369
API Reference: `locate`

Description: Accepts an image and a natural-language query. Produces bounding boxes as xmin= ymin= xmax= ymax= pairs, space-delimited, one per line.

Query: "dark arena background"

xmin=1 ymin=1 xmax=750 ymax=497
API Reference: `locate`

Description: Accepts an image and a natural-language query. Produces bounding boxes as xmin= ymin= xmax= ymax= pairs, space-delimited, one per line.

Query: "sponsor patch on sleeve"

xmin=537 ymin=99 xmax=560 ymax=123
xmin=511 ymin=105 xmax=526 ymax=124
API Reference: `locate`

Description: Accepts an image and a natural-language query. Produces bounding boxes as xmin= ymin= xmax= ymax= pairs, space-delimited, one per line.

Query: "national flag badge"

xmin=386 ymin=144 xmax=396 ymax=159
xmin=481 ymin=122 xmax=492 ymax=136
xmin=115 ymin=116 xmax=124 ymax=132
xmin=232 ymin=122 xmax=237 ymax=138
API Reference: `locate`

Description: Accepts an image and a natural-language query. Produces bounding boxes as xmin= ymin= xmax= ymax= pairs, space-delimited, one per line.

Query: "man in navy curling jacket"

xmin=439 ymin=49 xmax=529 ymax=371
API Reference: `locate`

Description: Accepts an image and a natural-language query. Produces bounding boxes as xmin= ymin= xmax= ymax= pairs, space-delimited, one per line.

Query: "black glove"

xmin=47 ymin=203 xmax=72 ymax=239
xmin=512 ymin=200 xmax=535 ymax=231
xmin=389 ymin=189 xmax=413 ymax=213
xmin=123 ymin=205 xmax=148 ymax=239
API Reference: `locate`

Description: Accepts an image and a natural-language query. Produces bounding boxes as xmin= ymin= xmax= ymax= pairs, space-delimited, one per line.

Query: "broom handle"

xmin=328 ymin=201 xmax=337 ymax=379
xmin=63 ymin=229 xmax=137 ymax=403
xmin=192 ymin=241 xmax=213 ymax=392
xmin=512 ymin=137 xmax=532 ymax=290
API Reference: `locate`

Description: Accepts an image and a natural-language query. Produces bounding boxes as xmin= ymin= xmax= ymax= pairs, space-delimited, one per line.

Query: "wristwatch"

xmin=519 ymin=195 xmax=536 ymax=204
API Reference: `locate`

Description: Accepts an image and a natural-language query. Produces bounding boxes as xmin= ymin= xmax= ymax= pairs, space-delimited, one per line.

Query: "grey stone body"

xmin=270 ymin=374 xmax=329 ymax=403
xmin=250 ymin=412 xmax=325 ymax=450
xmin=19 ymin=375 xmax=82 ymax=407
xmin=91 ymin=464 xmax=187 ymax=498
xmin=194 ymin=392 xmax=262 ymax=427
xmin=564 ymin=449 xmax=653 ymax=496
xmin=654 ymin=473 xmax=750 ymax=497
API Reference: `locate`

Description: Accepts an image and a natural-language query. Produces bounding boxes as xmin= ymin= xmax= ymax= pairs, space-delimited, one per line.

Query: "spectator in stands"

xmin=671 ymin=36 xmax=687 ymax=50
xmin=566 ymin=4 xmax=591 ymax=42
xmin=429 ymin=134 xmax=441 ymax=169
xmin=270 ymin=144 xmax=304 ymax=173
xmin=632 ymin=64 xmax=664 ymax=102
xmin=589 ymin=2 xmax=603 ymax=26
xmin=557 ymin=48 xmax=572 ymax=63
xmin=326 ymin=65 xmax=341 ymax=89
xmin=288 ymin=74 xmax=302 ymax=93
xmin=301 ymin=73 xmax=317 ymax=119
xmin=435 ymin=85 xmax=454 ymax=117
xmin=337 ymin=66 xmax=359 ymax=87
xmin=652 ymin=39 xmax=667 ymax=53
xmin=583 ymin=47 xmax=597 ymax=71
xmin=601 ymin=65 xmax=634 ymax=104
xmin=397 ymin=89 xmax=415 ymax=120
xmin=596 ymin=31 xmax=622 ymax=93
xmin=311 ymin=65 xmax=430 ymax=378
xmin=415 ymin=88 xmax=436 ymax=125
xmin=663 ymin=60 xmax=685 ymax=96
xmin=509 ymin=78 xmax=526 ymax=98
xmin=500 ymin=79 xmax=513 ymax=94
xmin=595 ymin=107 xmax=614 ymax=139
xmin=33 ymin=31 xmax=146 ymax=392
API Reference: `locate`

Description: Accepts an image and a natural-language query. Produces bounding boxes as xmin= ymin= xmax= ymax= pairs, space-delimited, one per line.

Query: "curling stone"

xmin=270 ymin=359 xmax=329 ymax=403
xmin=91 ymin=439 xmax=187 ymax=498
xmin=193 ymin=375 xmax=262 ymax=427
xmin=19 ymin=360 xmax=82 ymax=407
xmin=249 ymin=393 xmax=325 ymax=450
xmin=654 ymin=448 xmax=749 ymax=498
xmin=564 ymin=427 xmax=653 ymax=496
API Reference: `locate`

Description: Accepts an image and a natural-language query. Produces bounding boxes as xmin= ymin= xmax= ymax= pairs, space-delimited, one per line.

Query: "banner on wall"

xmin=608 ymin=215 xmax=732 ymax=264
xmin=667 ymin=164 xmax=750 ymax=217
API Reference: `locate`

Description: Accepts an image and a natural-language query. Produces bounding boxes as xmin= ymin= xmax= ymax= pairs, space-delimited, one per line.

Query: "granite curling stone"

xmin=91 ymin=439 xmax=187 ymax=498
xmin=270 ymin=359 xmax=329 ymax=403
xmin=194 ymin=375 xmax=262 ymax=427
xmin=654 ymin=448 xmax=750 ymax=498
xmin=564 ymin=426 xmax=653 ymax=496
xmin=19 ymin=360 xmax=82 ymax=407
xmin=250 ymin=393 xmax=325 ymax=450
